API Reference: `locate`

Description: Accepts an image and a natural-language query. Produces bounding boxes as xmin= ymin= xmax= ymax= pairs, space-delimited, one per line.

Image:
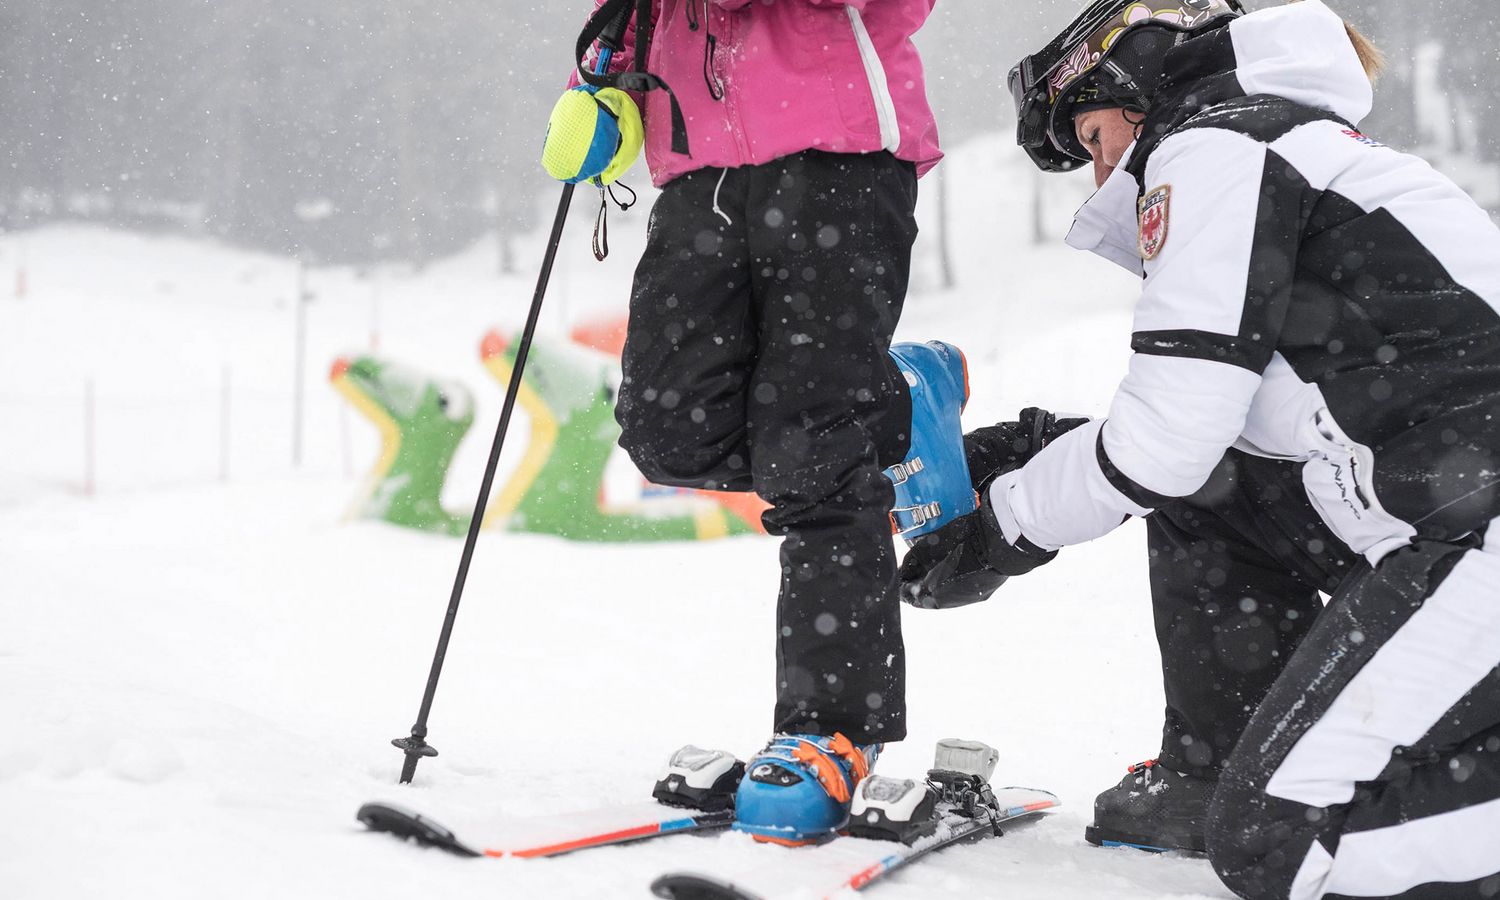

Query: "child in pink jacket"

xmin=555 ymin=0 xmax=942 ymax=843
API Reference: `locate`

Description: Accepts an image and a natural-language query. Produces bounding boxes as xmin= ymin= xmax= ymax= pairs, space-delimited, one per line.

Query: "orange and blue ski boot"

xmin=732 ymin=733 xmax=878 ymax=845
xmin=886 ymin=341 xmax=976 ymax=545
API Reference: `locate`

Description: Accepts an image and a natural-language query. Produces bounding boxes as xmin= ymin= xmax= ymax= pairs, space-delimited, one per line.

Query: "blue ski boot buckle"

xmin=886 ymin=341 xmax=977 ymax=545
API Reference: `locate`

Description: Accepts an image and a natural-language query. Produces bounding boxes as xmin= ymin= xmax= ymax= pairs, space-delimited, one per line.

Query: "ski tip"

xmin=356 ymin=802 xmax=482 ymax=857
xmin=650 ymin=873 xmax=763 ymax=900
xmin=991 ymin=786 xmax=1061 ymax=813
xmin=356 ymin=801 xmax=413 ymax=831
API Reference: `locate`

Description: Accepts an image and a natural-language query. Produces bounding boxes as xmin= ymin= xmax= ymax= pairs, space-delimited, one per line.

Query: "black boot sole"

xmin=1084 ymin=824 xmax=1206 ymax=854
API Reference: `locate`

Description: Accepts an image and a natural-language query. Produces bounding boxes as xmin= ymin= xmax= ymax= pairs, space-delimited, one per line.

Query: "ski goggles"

xmin=1010 ymin=0 xmax=1241 ymax=172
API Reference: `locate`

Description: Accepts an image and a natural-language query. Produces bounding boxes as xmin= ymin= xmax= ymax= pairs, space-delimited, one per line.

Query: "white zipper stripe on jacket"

xmin=846 ymin=7 xmax=901 ymax=153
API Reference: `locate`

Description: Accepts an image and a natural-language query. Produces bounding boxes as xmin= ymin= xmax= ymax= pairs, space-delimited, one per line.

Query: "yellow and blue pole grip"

xmin=541 ymin=85 xmax=643 ymax=186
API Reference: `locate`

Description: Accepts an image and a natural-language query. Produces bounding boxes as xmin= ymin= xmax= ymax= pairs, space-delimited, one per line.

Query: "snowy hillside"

xmin=1 ymin=137 xmax=1234 ymax=899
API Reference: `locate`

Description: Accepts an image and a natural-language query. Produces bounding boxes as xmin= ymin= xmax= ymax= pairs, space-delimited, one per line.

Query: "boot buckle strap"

xmin=890 ymin=501 xmax=942 ymax=535
xmin=884 ymin=457 xmax=925 ymax=485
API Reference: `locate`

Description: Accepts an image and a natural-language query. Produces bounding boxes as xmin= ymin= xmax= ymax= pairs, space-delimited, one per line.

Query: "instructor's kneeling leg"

xmin=1207 ymin=534 xmax=1500 ymax=900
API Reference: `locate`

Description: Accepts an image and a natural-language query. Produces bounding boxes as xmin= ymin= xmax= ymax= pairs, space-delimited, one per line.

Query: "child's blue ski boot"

xmin=886 ymin=341 xmax=976 ymax=545
xmin=732 ymin=733 xmax=878 ymax=845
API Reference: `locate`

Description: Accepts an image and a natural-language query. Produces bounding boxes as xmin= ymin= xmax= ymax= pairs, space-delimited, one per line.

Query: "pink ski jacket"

xmin=573 ymin=0 xmax=942 ymax=187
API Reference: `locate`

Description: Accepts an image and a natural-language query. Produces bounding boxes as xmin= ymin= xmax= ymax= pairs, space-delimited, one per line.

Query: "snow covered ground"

xmin=1 ymin=136 xmax=1234 ymax=899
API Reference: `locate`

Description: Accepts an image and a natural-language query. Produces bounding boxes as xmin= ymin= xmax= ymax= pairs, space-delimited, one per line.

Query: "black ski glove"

xmin=899 ymin=407 xmax=1087 ymax=610
xmin=898 ymin=492 xmax=1056 ymax=609
xmin=963 ymin=407 xmax=1090 ymax=493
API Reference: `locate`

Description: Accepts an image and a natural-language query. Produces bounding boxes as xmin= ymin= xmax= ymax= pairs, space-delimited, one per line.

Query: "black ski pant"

xmin=1207 ymin=527 xmax=1500 ymax=899
xmin=615 ymin=150 xmax=918 ymax=743
xmin=1149 ymin=451 xmax=1358 ymax=776
xmin=1149 ymin=452 xmax=1500 ymax=896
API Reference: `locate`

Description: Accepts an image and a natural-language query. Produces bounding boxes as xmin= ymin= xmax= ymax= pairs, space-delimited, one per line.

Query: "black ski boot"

xmin=1083 ymin=759 xmax=1214 ymax=852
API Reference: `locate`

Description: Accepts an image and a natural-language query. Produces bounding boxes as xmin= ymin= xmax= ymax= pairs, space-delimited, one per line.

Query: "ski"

xmin=357 ymin=745 xmax=743 ymax=858
xmin=357 ymin=737 xmax=1056 ymax=896
xmin=648 ymin=787 xmax=1057 ymax=899
xmin=650 ymin=740 xmax=1058 ymax=899
xmin=356 ymin=800 xmax=736 ymax=858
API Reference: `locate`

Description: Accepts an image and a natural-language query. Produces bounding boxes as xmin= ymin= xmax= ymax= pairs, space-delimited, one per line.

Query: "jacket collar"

xmin=1066 ymin=143 xmax=1145 ymax=277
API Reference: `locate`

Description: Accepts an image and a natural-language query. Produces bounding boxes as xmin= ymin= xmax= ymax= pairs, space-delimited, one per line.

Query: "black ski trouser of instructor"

xmin=615 ymin=149 xmax=918 ymax=743
xmin=1207 ymin=524 xmax=1500 ymax=899
xmin=1150 ymin=452 xmax=1500 ymax=896
xmin=1147 ymin=451 xmax=1356 ymax=776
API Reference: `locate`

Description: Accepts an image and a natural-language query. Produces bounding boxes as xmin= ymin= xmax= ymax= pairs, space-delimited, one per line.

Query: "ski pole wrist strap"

xmin=575 ymin=0 xmax=692 ymax=157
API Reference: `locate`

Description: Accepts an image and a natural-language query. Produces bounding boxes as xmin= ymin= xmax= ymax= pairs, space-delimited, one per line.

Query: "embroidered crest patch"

xmin=1138 ymin=185 xmax=1171 ymax=261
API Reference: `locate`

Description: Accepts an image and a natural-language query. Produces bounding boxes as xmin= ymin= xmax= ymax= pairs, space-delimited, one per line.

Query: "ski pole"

xmin=392 ymin=5 xmax=635 ymax=785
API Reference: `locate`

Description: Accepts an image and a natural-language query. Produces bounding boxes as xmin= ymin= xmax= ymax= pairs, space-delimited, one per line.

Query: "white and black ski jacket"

xmin=991 ymin=0 xmax=1500 ymax=564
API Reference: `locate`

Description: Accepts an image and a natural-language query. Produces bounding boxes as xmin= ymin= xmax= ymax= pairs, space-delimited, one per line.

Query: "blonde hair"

xmin=1344 ymin=21 xmax=1385 ymax=81
xmin=1286 ymin=1 xmax=1386 ymax=82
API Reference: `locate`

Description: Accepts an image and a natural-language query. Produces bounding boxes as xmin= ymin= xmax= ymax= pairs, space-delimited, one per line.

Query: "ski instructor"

xmin=900 ymin=0 xmax=1500 ymax=896
xmin=541 ymin=0 xmax=952 ymax=845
